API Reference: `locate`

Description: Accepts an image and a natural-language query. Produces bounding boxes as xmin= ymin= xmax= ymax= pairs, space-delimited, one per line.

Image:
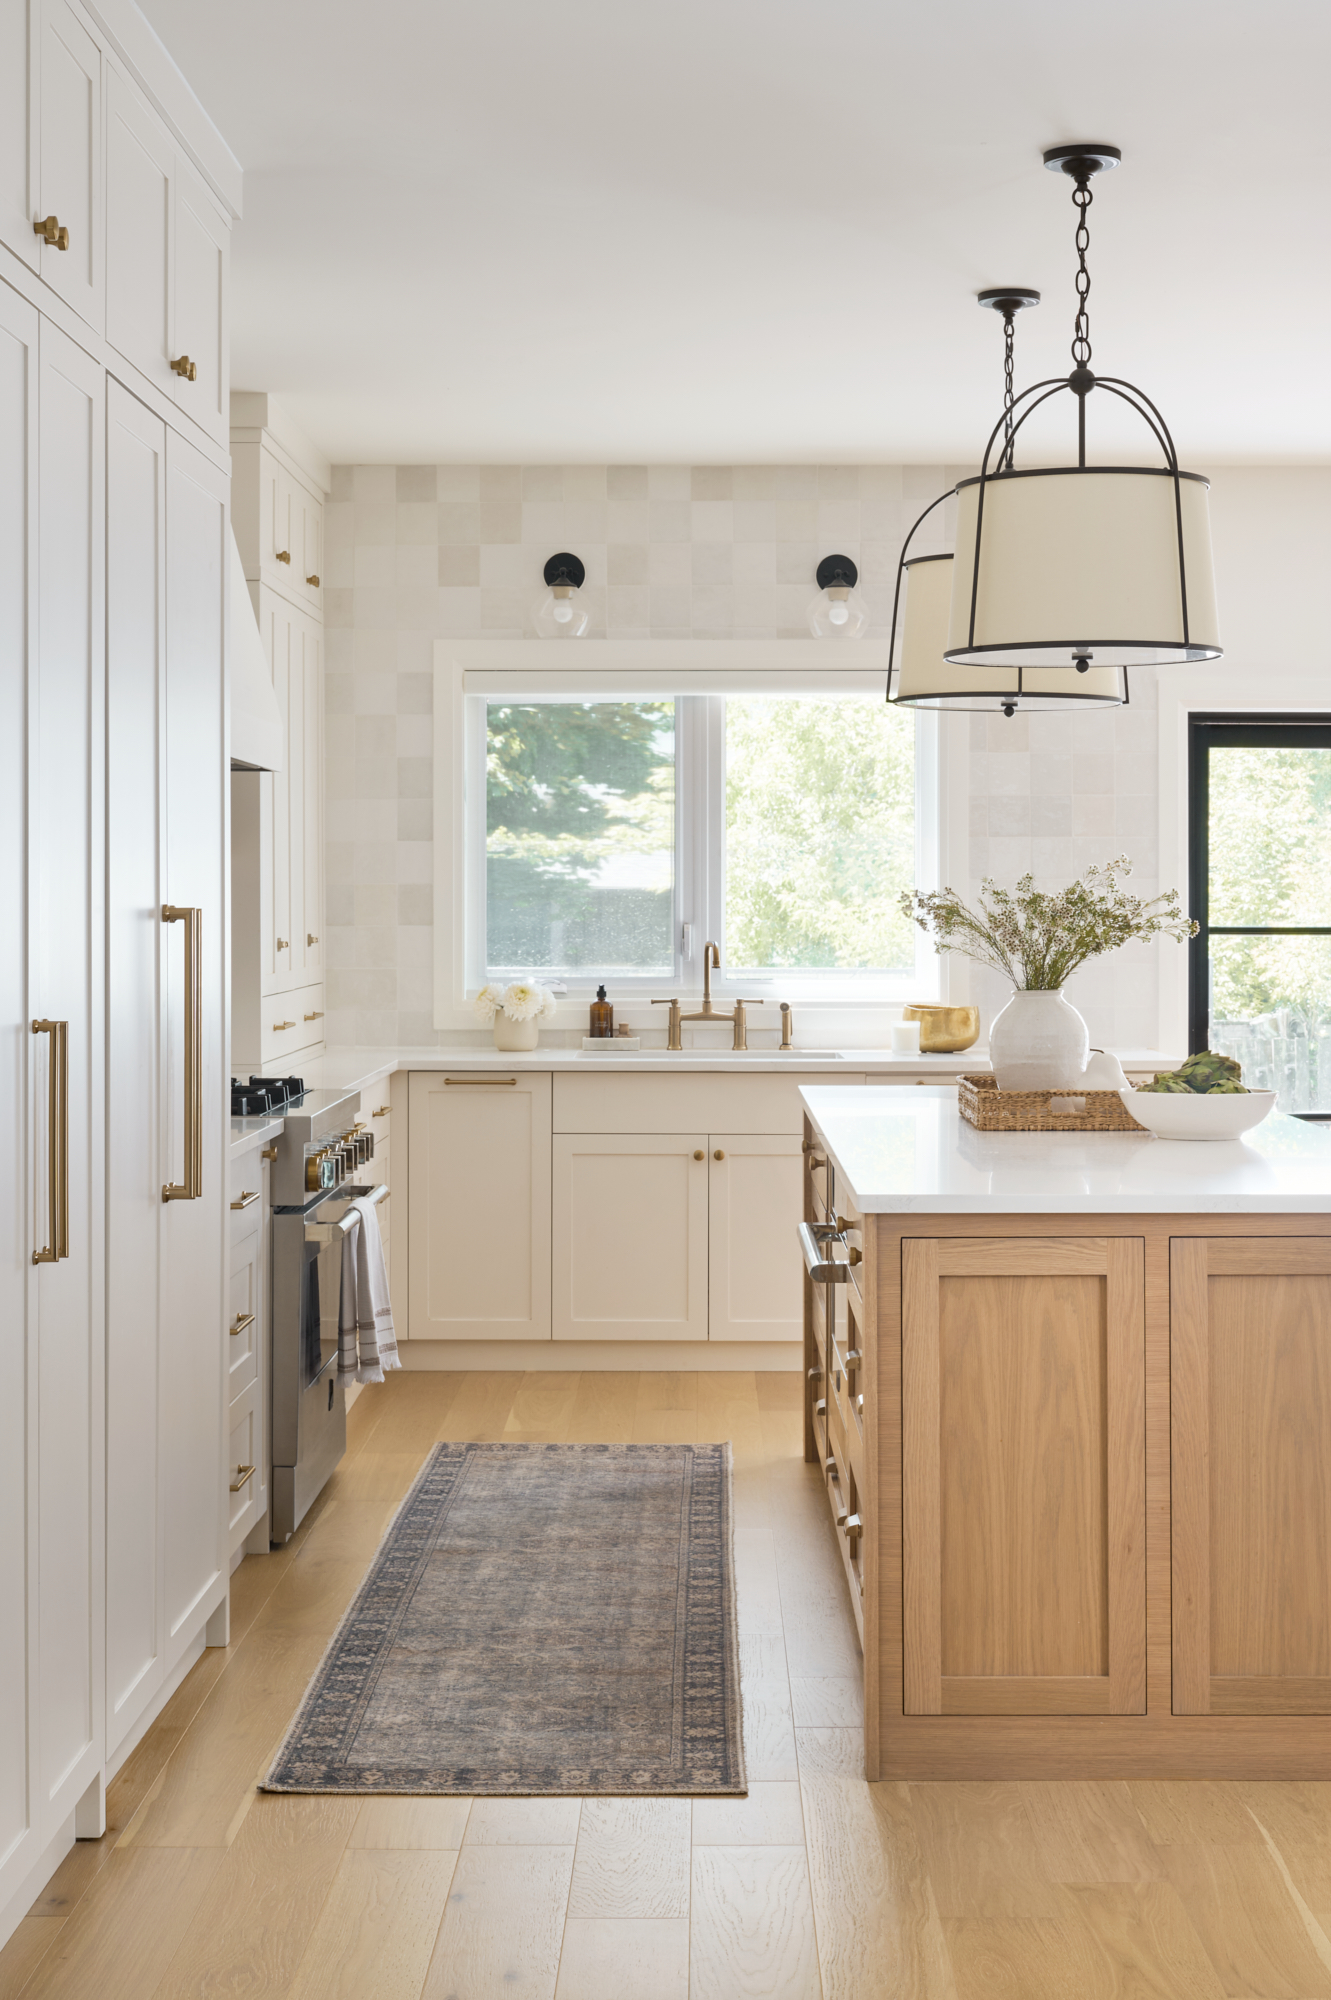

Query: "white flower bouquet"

xmin=473 ymin=980 xmax=559 ymax=1025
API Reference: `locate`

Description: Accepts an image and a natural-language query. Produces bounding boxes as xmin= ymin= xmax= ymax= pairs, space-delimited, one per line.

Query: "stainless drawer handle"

xmin=814 ymin=1397 xmax=827 ymax=1416
xmin=841 ymin=1512 xmax=863 ymax=1542
xmin=845 ymin=1348 xmax=863 ymax=1367
xmin=825 ymin=1456 xmax=839 ymax=1479
xmin=799 ymin=1220 xmax=849 ymax=1284
xmin=231 ymin=1189 xmax=260 ymax=1211
xmin=231 ymin=1311 xmax=255 ymax=1337
xmin=807 ymin=1366 xmax=823 ymax=1383
xmin=230 ymin=1464 xmax=256 ymax=1493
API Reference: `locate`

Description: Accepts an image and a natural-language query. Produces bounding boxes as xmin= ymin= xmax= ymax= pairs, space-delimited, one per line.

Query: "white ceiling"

xmin=143 ymin=0 xmax=1331 ymax=466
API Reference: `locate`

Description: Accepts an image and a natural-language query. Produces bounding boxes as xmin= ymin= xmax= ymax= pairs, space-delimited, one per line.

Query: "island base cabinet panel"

xmin=552 ymin=1134 xmax=709 ymax=1341
xmin=901 ymin=1237 xmax=1146 ymax=1718
xmin=1173 ymin=1238 xmax=1331 ymax=1716
xmin=707 ymin=1133 xmax=804 ymax=1342
xmin=407 ymin=1072 xmax=551 ymax=1340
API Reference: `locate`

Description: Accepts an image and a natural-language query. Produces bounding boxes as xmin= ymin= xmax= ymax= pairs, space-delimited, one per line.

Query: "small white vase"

xmin=989 ymin=988 xmax=1089 ymax=1092
xmin=492 ymin=1012 xmax=540 ymax=1052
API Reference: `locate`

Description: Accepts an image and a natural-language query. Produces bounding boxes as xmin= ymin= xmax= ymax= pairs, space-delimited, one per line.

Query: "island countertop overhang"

xmin=799 ymin=1084 xmax=1331 ymax=1215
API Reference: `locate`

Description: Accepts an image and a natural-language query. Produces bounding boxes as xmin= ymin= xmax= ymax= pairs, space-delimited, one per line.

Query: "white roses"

xmin=473 ymin=979 xmax=559 ymax=1025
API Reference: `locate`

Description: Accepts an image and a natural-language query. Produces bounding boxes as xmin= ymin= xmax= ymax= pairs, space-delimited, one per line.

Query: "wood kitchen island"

xmin=800 ymin=1083 xmax=1331 ymax=1780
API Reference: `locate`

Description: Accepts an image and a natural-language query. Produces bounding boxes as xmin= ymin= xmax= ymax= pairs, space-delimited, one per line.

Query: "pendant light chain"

xmin=1071 ymin=175 xmax=1093 ymax=369
xmin=1003 ymin=311 xmax=1016 ymax=469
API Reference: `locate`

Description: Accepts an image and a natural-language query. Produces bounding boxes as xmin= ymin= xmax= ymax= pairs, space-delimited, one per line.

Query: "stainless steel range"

xmin=268 ymin=1085 xmax=387 ymax=1539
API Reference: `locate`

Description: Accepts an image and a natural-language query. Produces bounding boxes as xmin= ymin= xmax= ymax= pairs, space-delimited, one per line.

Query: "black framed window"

xmin=1189 ymin=714 xmax=1331 ymax=1110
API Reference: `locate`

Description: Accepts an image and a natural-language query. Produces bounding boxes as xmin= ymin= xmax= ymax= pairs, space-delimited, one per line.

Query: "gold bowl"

xmin=902 ymin=1003 xmax=981 ymax=1054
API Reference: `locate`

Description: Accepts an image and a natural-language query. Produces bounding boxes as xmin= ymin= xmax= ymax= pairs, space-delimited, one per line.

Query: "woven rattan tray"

xmin=958 ymin=1072 xmax=1149 ymax=1134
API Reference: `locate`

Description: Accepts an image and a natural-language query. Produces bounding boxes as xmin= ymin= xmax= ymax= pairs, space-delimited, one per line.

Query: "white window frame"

xmin=433 ymin=640 xmax=964 ymax=1033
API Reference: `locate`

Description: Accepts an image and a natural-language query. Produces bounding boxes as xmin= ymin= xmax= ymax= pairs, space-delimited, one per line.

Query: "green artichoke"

xmin=1137 ymin=1050 xmax=1248 ymax=1095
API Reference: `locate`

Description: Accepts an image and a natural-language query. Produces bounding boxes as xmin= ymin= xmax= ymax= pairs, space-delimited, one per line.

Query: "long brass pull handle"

xmin=273 ymin=1020 xmax=295 ymax=1031
xmin=31 ymin=1019 xmax=69 ymax=1263
xmin=230 ymin=1464 xmax=256 ymax=1493
xmin=162 ymin=907 xmax=202 ymax=1201
xmin=231 ymin=1190 xmax=260 ymax=1211
xmin=373 ymin=1106 xmax=390 ymax=1118
xmin=231 ymin=1312 xmax=256 ymax=1336
xmin=34 ymin=215 xmax=69 ymax=249
xmin=444 ymin=1076 xmax=516 ymax=1085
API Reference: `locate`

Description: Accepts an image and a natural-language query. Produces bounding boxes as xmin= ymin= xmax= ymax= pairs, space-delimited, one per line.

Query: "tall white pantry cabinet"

xmin=0 ymin=0 xmax=240 ymax=1945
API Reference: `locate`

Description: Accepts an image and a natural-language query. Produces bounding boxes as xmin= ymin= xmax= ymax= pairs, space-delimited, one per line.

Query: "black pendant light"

xmin=943 ymin=145 xmax=1222 ymax=674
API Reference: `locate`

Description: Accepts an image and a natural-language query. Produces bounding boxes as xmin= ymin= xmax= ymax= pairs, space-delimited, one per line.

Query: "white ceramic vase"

xmin=492 ymin=1012 xmax=540 ymax=1052
xmin=989 ymin=988 xmax=1089 ymax=1092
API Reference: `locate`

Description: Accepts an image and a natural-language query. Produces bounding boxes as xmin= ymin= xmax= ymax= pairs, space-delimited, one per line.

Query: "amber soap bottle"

xmin=589 ymin=985 xmax=613 ymax=1038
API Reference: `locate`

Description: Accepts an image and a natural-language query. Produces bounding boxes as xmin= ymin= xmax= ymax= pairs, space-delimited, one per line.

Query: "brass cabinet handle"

xmin=834 ymin=1214 xmax=858 ymax=1234
xmin=373 ymin=1106 xmax=390 ymax=1118
xmin=306 ymin=933 xmax=319 ymax=946
xmin=713 ymin=1148 xmax=725 ymax=1161
xmin=275 ymin=549 xmax=291 ymax=564
xmin=261 ymin=1146 xmax=278 ymax=1160
xmin=275 ymin=937 xmax=289 ymax=951
xmin=31 ymin=1019 xmax=69 ymax=1263
xmin=306 ymin=574 xmax=320 ymax=587
xmin=170 ymin=355 xmax=197 ymax=380
xmin=34 ymin=215 xmax=69 ymax=249
xmin=162 ymin=906 xmax=202 ymax=1202
xmin=230 ymin=1464 xmax=256 ymax=1493
xmin=231 ymin=1311 xmax=255 ymax=1337
xmin=444 ymin=1076 xmax=516 ymax=1085
xmin=693 ymin=1149 xmax=705 ymax=1161
xmin=273 ymin=1020 xmax=294 ymax=1031
xmin=231 ymin=1189 xmax=260 ymax=1211
xmin=303 ymin=1011 xmax=323 ymax=1021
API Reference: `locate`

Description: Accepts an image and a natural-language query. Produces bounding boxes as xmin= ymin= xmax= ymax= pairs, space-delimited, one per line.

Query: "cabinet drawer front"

xmin=261 ymin=982 xmax=324 ymax=1065
xmin=227 ymin=1390 xmax=260 ymax=1535
xmin=228 ymin=1243 xmax=259 ymax=1401
xmin=555 ymin=1072 xmax=865 ymax=1136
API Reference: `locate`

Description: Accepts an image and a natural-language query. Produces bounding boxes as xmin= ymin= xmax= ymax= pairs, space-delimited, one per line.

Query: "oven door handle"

xmin=303 ymin=1182 xmax=390 ymax=1243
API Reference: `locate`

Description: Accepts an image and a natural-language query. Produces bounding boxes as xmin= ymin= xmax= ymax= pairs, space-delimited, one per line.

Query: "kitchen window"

xmin=1189 ymin=714 xmax=1331 ymax=1110
xmin=468 ymin=691 xmax=937 ymax=999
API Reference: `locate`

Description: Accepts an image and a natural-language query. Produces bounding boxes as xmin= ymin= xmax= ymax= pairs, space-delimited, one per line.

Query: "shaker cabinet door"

xmin=105 ymin=66 xmax=174 ymax=398
xmin=1173 ymin=1238 xmax=1331 ymax=1715
xmin=407 ymin=1071 xmax=552 ymax=1341
xmin=901 ymin=1236 xmax=1146 ymax=1717
xmin=172 ymin=158 xmax=228 ymax=446
xmin=707 ymin=1132 xmax=803 ymax=1342
xmin=0 ymin=0 xmax=37 ymax=272
xmin=37 ymin=0 xmax=103 ymax=328
xmin=552 ymin=1133 xmax=709 ymax=1342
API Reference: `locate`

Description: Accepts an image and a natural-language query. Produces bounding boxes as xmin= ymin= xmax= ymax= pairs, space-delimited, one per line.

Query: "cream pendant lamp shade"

xmin=944 ymin=464 xmax=1221 ymax=670
xmin=893 ymin=551 xmax=1126 ymax=711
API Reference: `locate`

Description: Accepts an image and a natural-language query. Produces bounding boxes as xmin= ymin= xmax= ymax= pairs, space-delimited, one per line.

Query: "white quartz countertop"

xmin=285 ymin=1044 xmax=1180 ymax=1098
xmin=229 ymin=1114 xmax=283 ymax=1159
xmin=799 ymin=1086 xmax=1331 ymax=1215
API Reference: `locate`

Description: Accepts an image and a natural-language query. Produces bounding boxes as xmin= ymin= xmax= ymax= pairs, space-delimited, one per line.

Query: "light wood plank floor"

xmin=7 ymin=1371 xmax=1331 ymax=1997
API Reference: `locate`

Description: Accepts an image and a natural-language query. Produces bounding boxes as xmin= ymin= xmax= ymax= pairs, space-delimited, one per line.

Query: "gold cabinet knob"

xmin=261 ymin=1146 xmax=278 ymax=1160
xmin=306 ymin=574 xmax=320 ymax=587
xmin=170 ymin=355 xmax=197 ymax=380
xmin=307 ymin=932 xmax=319 ymax=946
xmin=713 ymin=1148 xmax=725 ymax=1161
xmin=275 ymin=549 xmax=291 ymax=564
xmin=34 ymin=215 xmax=69 ymax=249
xmin=692 ymin=1149 xmax=704 ymax=1161
xmin=275 ymin=937 xmax=289 ymax=951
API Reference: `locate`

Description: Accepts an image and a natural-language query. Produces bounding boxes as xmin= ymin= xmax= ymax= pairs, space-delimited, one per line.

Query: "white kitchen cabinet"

xmin=104 ymin=385 xmax=228 ymax=1758
xmin=0 ymin=0 xmax=37 ymax=273
xmin=407 ymin=1072 xmax=552 ymax=1340
xmin=552 ymin=1134 xmax=710 ymax=1342
xmin=256 ymin=587 xmax=323 ymax=998
xmin=171 ymin=157 xmax=228 ymax=447
xmin=36 ymin=0 xmax=103 ymax=329
xmin=0 ymin=276 xmax=40 ymax=1915
xmin=105 ymin=64 xmax=173 ymax=400
xmin=35 ymin=316 xmax=105 ymax=1835
xmin=227 ymin=1144 xmax=270 ymax=1552
xmin=706 ymin=1133 xmax=805 ymax=1342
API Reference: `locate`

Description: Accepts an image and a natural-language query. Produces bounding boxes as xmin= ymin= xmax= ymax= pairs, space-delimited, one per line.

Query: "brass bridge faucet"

xmin=652 ymin=941 xmax=770 ymax=1050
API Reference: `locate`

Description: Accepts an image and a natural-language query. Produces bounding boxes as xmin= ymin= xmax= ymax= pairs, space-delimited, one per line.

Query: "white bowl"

xmin=1119 ymin=1087 xmax=1276 ymax=1142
